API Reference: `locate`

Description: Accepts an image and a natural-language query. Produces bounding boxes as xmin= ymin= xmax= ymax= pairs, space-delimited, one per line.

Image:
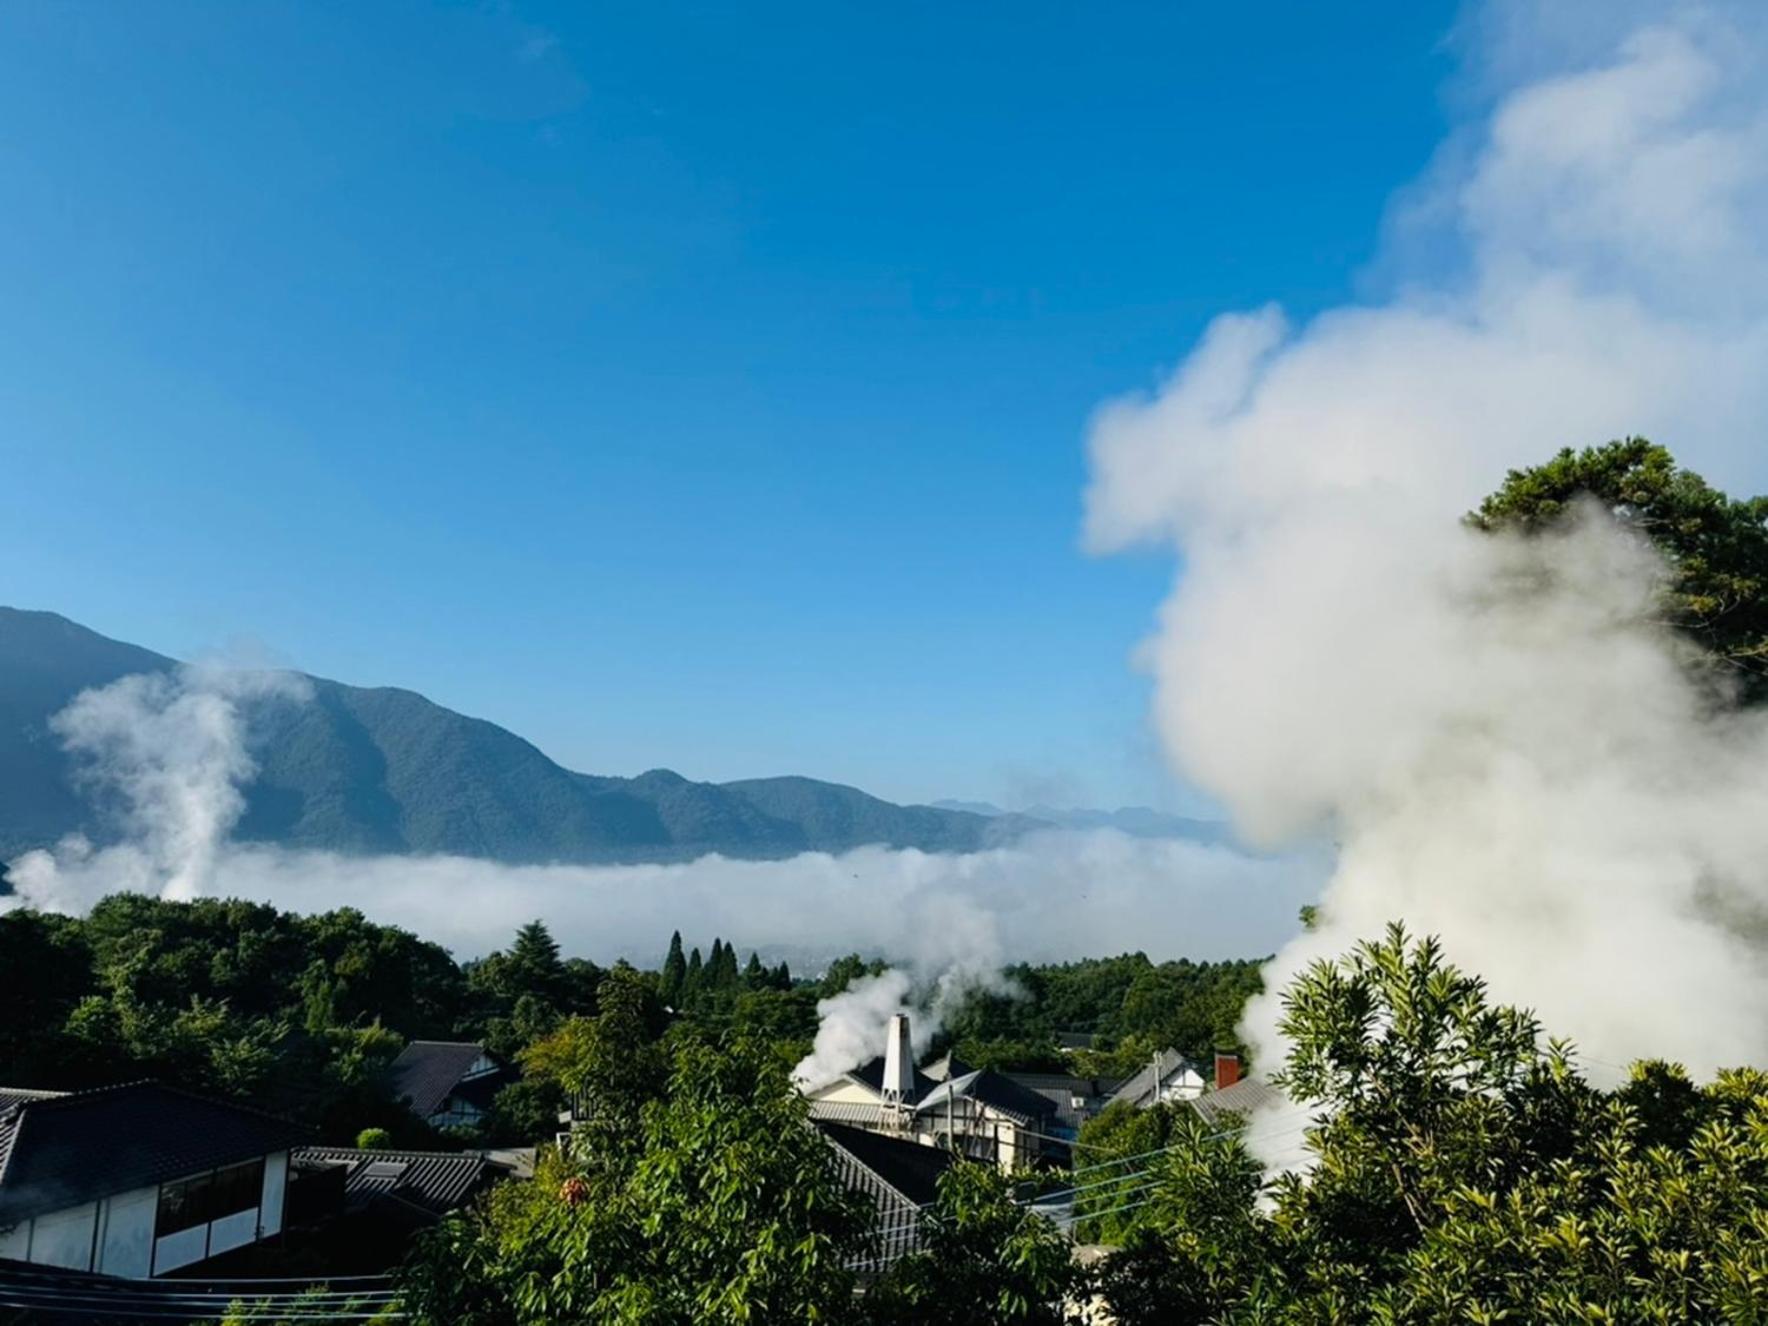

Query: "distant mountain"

xmin=930 ymin=798 xmax=1228 ymax=844
xmin=0 ymin=608 xmax=1046 ymax=865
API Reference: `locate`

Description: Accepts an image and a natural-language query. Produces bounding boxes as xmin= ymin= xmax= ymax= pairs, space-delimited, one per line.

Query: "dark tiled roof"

xmin=915 ymin=1068 xmax=1058 ymax=1124
xmin=292 ymin=1147 xmax=507 ymax=1220
xmin=818 ymin=1123 xmax=954 ymax=1209
xmin=1055 ymin=1031 xmax=1098 ymax=1051
xmin=1003 ymin=1073 xmax=1114 ymax=1096
xmin=0 ymin=1089 xmax=64 ymax=1114
xmin=1188 ymin=1076 xmax=1287 ymax=1128
xmin=0 ymin=1082 xmax=311 ymax=1224
xmin=847 ymin=1055 xmax=938 ymax=1102
xmin=388 ymin=1042 xmax=503 ymax=1118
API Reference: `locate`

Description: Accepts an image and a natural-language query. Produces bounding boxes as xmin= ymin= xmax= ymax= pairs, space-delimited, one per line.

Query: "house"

xmin=1055 ymin=1031 xmax=1098 ymax=1055
xmin=801 ymin=1016 xmax=1061 ymax=1172
xmin=0 ymin=1082 xmax=310 ymax=1277
xmin=288 ymin=1146 xmax=512 ymax=1227
xmin=1102 ymin=1049 xmax=1209 ymax=1110
xmin=817 ymin=1122 xmax=954 ymax=1274
xmin=1002 ymin=1071 xmax=1119 ymax=1134
xmin=1187 ymin=1073 xmax=1283 ymax=1130
xmin=387 ymin=1041 xmax=511 ymax=1128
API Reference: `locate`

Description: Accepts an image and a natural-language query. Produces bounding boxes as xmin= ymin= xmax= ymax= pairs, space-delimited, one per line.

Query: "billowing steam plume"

xmin=1087 ymin=0 xmax=1768 ymax=1077
xmin=6 ymin=665 xmax=311 ymax=913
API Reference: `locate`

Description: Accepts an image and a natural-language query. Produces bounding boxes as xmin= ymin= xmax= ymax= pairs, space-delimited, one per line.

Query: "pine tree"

xmin=507 ymin=920 xmax=565 ymax=1004
xmin=684 ymin=947 xmax=704 ymax=1004
xmin=744 ymin=952 xmax=765 ymax=987
xmin=772 ymin=960 xmax=792 ymax=991
xmin=661 ymin=931 xmax=687 ymax=1006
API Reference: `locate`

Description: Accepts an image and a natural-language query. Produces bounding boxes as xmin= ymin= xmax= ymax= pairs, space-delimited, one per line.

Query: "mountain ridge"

xmin=0 ymin=607 xmax=1046 ymax=865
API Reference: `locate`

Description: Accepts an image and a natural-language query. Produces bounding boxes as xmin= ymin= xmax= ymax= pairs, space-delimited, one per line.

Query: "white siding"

xmin=259 ymin=1151 xmax=288 ymax=1238
xmin=154 ymin=1224 xmax=209 ymax=1275
xmin=31 ymin=1203 xmax=98 ymax=1270
xmin=0 ymin=1221 xmax=30 ymax=1261
xmin=97 ymin=1187 xmax=157 ymax=1279
xmin=208 ymin=1207 xmax=259 ymax=1257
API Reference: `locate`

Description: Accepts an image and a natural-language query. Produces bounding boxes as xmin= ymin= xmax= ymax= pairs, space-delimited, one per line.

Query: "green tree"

xmin=402 ymin=1033 xmax=872 ymax=1325
xmin=1472 ymin=438 xmax=1768 ymax=699
xmin=1097 ymin=925 xmax=1768 ymax=1325
xmin=868 ymin=1162 xmax=1084 ymax=1325
xmin=659 ymin=930 xmax=687 ymax=1006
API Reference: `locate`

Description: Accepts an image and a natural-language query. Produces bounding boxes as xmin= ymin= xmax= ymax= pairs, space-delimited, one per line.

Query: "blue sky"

xmin=0 ymin=0 xmax=1459 ymax=809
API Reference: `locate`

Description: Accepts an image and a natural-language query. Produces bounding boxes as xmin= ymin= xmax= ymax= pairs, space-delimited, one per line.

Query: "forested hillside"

xmin=0 ymin=607 xmax=1041 ymax=864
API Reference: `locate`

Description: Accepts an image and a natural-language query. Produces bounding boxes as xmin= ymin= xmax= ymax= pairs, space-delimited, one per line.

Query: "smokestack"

xmin=1214 ymin=1051 xmax=1241 ymax=1090
xmin=881 ymin=1013 xmax=913 ymax=1111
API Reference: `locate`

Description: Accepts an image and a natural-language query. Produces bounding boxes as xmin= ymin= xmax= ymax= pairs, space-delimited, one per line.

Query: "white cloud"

xmin=1086 ymin=1 xmax=1768 ymax=1077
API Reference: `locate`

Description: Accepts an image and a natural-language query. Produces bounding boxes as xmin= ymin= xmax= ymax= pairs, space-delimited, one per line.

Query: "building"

xmin=1101 ymin=1049 xmax=1210 ymax=1110
xmin=288 ymin=1146 xmax=512 ymax=1228
xmin=387 ymin=1041 xmax=511 ymax=1129
xmin=801 ymin=1016 xmax=1061 ymax=1172
xmin=0 ymin=1082 xmax=310 ymax=1277
xmin=1001 ymin=1071 xmax=1119 ymax=1135
xmin=817 ymin=1122 xmax=954 ymax=1274
xmin=1188 ymin=1073 xmax=1284 ymax=1130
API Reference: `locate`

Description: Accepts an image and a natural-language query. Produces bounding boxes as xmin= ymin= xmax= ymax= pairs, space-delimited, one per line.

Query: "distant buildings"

xmin=802 ymin=1016 xmax=1062 ymax=1171
xmin=388 ymin=1041 xmax=512 ymax=1129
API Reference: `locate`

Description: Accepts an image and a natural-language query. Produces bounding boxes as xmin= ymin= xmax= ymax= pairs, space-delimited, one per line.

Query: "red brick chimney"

xmin=1214 ymin=1051 xmax=1241 ymax=1090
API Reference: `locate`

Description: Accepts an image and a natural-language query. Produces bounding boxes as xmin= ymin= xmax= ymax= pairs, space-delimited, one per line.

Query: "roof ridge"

xmin=295 ymin=1146 xmax=489 ymax=1162
xmin=0 ymin=1080 xmax=311 ymax=1134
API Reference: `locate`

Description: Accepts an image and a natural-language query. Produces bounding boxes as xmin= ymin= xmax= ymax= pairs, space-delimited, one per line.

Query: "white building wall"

xmin=259 ymin=1151 xmax=288 ymax=1238
xmin=97 ymin=1187 xmax=157 ymax=1278
xmin=153 ymin=1223 xmax=209 ymax=1275
xmin=30 ymin=1202 xmax=98 ymax=1270
xmin=208 ymin=1207 xmax=259 ymax=1257
xmin=0 ymin=1220 xmax=31 ymax=1261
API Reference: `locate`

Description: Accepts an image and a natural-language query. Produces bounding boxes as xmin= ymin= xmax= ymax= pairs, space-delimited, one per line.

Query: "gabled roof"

xmin=0 ymin=1088 xmax=65 ymax=1114
xmin=817 ymin=1123 xmax=954 ymax=1208
xmin=388 ymin=1042 xmax=504 ymax=1119
xmin=291 ymin=1146 xmax=508 ymax=1220
xmin=914 ymin=1068 xmax=1058 ymax=1125
xmin=847 ymin=1055 xmax=938 ymax=1102
xmin=0 ymin=1082 xmax=311 ymax=1225
xmin=1105 ymin=1049 xmax=1205 ymax=1109
xmin=921 ymin=1051 xmax=973 ymax=1084
xmin=1002 ymin=1072 xmax=1115 ymax=1096
xmin=1188 ymin=1075 xmax=1287 ymax=1129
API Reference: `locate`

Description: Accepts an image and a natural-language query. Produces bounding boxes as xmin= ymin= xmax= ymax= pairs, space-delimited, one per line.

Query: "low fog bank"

xmin=132 ymin=830 xmax=1322 ymax=969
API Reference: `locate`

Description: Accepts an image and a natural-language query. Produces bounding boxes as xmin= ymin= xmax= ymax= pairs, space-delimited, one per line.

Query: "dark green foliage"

xmin=659 ymin=930 xmax=686 ymax=1006
xmin=819 ymin=952 xmax=888 ymax=998
xmin=403 ymin=1029 xmax=872 ymax=1325
xmin=868 ymin=1162 xmax=1085 ymax=1325
xmin=1471 ymin=438 xmax=1768 ymax=700
xmin=936 ymin=954 xmax=1266 ymax=1079
xmin=1097 ymin=925 xmax=1768 ymax=1324
xmin=0 ymin=895 xmax=474 ymax=1141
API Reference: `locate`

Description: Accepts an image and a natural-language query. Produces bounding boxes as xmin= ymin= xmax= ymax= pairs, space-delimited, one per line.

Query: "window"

xmin=210 ymin=1160 xmax=266 ymax=1222
xmin=156 ymin=1173 xmax=214 ymax=1238
xmin=155 ymin=1159 xmax=265 ymax=1238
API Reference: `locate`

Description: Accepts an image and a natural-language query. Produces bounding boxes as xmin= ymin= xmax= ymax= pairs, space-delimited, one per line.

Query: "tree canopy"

xmin=1472 ymin=438 xmax=1768 ymax=700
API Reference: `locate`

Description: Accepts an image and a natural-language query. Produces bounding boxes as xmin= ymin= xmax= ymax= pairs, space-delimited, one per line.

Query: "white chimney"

xmin=881 ymin=1013 xmax=913 ymax=1113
